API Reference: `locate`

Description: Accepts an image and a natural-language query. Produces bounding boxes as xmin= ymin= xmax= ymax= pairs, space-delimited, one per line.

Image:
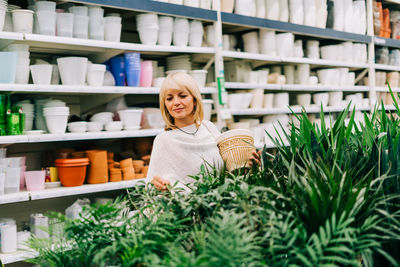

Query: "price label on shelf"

xmin=375 ymin=37 xmax=386 ymax=45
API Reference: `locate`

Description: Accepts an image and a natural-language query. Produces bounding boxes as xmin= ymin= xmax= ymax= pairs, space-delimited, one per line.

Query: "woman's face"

xmin=164 ymin=88 xmax=195 ymax=126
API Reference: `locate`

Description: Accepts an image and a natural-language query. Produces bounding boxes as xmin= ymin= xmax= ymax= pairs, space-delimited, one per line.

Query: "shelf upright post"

xmin=367 ymin=0 xmax=376 ymax=112
xmin=211 ymin=0 xmax=228 ymax=130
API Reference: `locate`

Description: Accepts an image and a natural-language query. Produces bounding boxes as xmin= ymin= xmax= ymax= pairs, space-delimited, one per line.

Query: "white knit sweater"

xmin=146 ymin=120 xmax=223 ymax=188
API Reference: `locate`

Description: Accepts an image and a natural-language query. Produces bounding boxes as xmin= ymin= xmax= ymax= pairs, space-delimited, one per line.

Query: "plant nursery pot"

xmin=55 ymin=158 xmax=89 ymax=187
xmin=109 ymin=168 xmax=122 ymax=182
xmin=215 ymin=129 xmax=256 ymax=172
xmin=120 ymin=158 xmax=133 ymax=169
xmin=122 ymin=167 xmax=135 ymax=180
xmin=85 ymin=150 xmax=109 ymax=184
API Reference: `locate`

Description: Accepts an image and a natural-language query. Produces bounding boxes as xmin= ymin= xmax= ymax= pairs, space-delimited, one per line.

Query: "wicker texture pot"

xmin=216 ymin=129 xmax=256 ymax=171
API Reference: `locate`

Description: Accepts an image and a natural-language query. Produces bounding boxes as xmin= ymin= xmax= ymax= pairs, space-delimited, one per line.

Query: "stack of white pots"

xmin=118 ymin=109 xmax=143 ymax=131
xmin=56 ymin=12 xmax=74 ymax=37
xmin=88 ymin=6 xmax=104 ymax=40
xmin=90 ymin=112 xmax=114 ymax=130
xmin=104 ymin=14 xmax=122 ymax=42
xmin=57 ymin=57 xmax=88 ymax=85
xmin=11 ymin=8 xmax=34 ymax=33
xmin=158 ymin=16 xmax=173 ymax=46
xmin=0 ymin=0 xmax=7 ymax=31
xmin=137 ymin=13 xmax=159 ymax=45
xmin=16 ymin=100 xmax=35 ymax=132
xmin=43 ymin=100 xmax=69 ymax=134
xmin=86 ymin=63 xmax=106 ymax=86
xmin=189 ymin=20 xmax=203 ymax=47
xmin=69 ymin=6 xmax=89 ymax=39
xmin=242 ymin=31 xmax=258 ymax=53
xmin=30 ymin=64 xmax=53 ymax=85
xmin=3 ymin=5 xmax=19 ymax=32
xmin=174 ymin=18 xmax=189 ymax=46
xmin=36 ymin=1 xmax=57 ymax=36
xmin=5 ymin=44 xmax=30 ymax=84
xmin=34 ymin=98 xmax=50 ymax=131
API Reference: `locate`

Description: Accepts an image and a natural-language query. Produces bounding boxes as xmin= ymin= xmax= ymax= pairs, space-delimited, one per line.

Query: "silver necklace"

xmin=177 ymin=126 xmax=199 ymax=136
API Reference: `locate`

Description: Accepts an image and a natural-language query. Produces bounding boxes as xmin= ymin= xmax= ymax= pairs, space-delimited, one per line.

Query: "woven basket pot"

xmin=216 ymin=129 xmax=256 ymax=171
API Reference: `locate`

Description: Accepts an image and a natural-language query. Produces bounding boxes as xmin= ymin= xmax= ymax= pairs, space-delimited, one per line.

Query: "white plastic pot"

xmin=57 ymin=57 xmax=88 ymax=85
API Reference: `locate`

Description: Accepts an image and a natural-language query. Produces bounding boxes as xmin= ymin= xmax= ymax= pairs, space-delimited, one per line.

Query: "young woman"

xmin=147 ymin=71 xmax=259 ymax=191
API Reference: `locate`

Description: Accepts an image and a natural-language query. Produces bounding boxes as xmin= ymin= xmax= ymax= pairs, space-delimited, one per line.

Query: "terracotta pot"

xmin=142 ymin=166 xmax=149 ymax=176
xmin=55 ymin=158 xmax=89 ymax=187
xmin=134 ymin=137 xmax=153 ymax=156
xmin=141 ymin=154 xmax=151 ymax=165
xmin=122 ymin=167 xmax=135 ymax=180
xmin=107 ymin=152 xmax=114 ymax=160
xmin=109 ymin=168 xmax=122 ymax=182
xmin=86 ymin=150 xmax=108 ymax=184
xmin=132 ymin=160 xmax=144 ymax=167
xmin=120 ymin=158 xmax=133 ymax=169
xmin=135 ymin=173 xmax=145 ymax=179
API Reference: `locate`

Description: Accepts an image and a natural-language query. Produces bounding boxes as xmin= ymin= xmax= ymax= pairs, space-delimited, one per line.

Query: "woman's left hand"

xmin=248 ymin=150 xmax=262 ymax=167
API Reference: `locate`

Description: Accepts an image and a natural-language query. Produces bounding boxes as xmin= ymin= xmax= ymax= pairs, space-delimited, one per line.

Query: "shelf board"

xmin=0 ymin=250 xmax=38 ymax=265
xmin=221 ymin=13 xmax=371 ymax=43
xmin=374 ymin=64 xmax=400 ymax=72
xmin=0 ymin=32 xmax=24 ymax=50
xmin=224 ymin=82 xmax=369 ymax=92
xmin=0 ymin=84 xmax=217 ymax=95
xmin=0 ymin=129 xmax=163 ymax=145
xmin=229 ymin=105 xmax=370 ymax=115
xmin=30 ymin=179 xmax=145 ymax=201
xmin=65 ymin=0 xmax=217 ymax=21
xmin=375 ymin=86 xmax=400 ymax=92
xmin=374 ymin=36 xmax=400 ymax=48
xmin=21 ymin=33 xmax=215 ymax=62
xmin=222 ymin=51 xmax=368 ymax=69
xmin=0 ymin=191 xmax=30 ymax=204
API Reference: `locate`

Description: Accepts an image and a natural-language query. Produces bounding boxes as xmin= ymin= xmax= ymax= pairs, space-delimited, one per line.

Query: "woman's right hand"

xmin=151 ymin=176 xmax=171 ymax=191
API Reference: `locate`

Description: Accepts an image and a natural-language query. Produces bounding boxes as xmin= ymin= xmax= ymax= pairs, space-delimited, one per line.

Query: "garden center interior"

xmin=1 ymin=0 xmax=400 ymax=266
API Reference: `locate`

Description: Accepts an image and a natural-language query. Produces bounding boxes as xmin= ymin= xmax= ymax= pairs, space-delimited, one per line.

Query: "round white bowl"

xmin=87 ymin=121 xmax=103 ymax=132
xmin=105 ymin=121 xmax=123 ymax=131
xmin=118 ymin=109 xmax=143 ymax=129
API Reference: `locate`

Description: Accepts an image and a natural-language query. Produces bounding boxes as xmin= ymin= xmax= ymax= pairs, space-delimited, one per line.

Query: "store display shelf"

xmin=280 ymin=57 xmax=369 ymax=69
xmin=0 ymin=192 xmax=30 ymax=205
xmin=384 ymin=0 xmax=400 ymax=3
xmin=381 ymin=105 xmax=398 ymax=111
xmin=375 ymin=86 xmax=400 ymax=92
xmin=0 ymin=84 xmax=217 ymax=95
xmin=222 ymin=51 xmax=368 ymax=69
xmin=0 ymin=250 xmax=38 ymax=264
xmin=374 ymin=64 xmax=400 ymax=72
xmin=0 ymin=32 xmax=24 ymax=49
xmin=23 ymin=33 xmax=215 ymax=59
xmin=229 ymin=105 xmax=370 ymax=116
xmin=66 ymin=0 xmax=217 ymax=21
xmin=374 ymin=36 xmax=400 ymax=48
xmin=30 ymin=179 xmax=145 ymax=201
xmin=221 ymin=12 xmax=371 ymax=43
xmin=225 ymin=82 xmax=369 ymax=92
xmin=0 ymin=129 xmax=163 ymax=145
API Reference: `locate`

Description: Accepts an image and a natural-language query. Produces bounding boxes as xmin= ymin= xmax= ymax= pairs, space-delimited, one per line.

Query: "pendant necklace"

xmin=177 ymin=126 xmax=199 ymax=136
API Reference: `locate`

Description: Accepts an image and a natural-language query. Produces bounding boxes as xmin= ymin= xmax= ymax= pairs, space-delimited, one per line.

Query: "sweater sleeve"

xmin=145 ymin=133 xmax=174 ymax=183
xmin=202 ymin=120 xmax=221 ymax=139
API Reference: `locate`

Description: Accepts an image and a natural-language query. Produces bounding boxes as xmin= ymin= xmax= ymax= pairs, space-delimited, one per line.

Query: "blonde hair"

xmin=160 ymin=71 xmax=204 ymax=130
